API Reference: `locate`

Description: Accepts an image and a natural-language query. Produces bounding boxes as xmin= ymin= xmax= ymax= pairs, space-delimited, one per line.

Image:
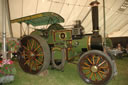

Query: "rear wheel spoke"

xmin=35 ymin=59 xmax=43 ymax=65
xmin=24 ymin=59 xmax=30 ymax=65
xmin=30 ymin=61 xmax=34 ymax=72
xmin=31 ymin=39 xmax=35 ymax=50
xmin=36 ymin=54 xmax=44 ymax=57
xmin=34 ymin=45 xmax=41 ymax=52
xmin=22 ymin=45 xmax=30 ymax=51
xmin=27 ymin=40 xmax=32 ymax=50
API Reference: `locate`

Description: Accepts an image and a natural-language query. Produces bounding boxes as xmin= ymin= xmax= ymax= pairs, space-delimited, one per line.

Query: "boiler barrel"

xmin=88 ymin=35 xmax=103 ymax=51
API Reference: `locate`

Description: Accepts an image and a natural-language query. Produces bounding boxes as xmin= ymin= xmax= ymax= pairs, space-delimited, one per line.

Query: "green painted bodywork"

xmin=11 ymin=12 xmax=89 ymax=59
xmin=30 ymin=27 xmax=89 ymax=59
xmin=70 ymin=37 xmax=88 ymax=57
xmin=11 ymin=12 xmax=64 ymax=26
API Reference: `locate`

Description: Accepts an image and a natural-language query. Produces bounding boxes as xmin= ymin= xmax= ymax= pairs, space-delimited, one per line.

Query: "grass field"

xmin=4 ymin=57 xmax=128 ymax=85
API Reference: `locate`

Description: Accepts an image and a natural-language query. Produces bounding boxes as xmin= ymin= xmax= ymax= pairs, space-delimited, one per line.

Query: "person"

xmin=116 ymin=43 xmax=123 ymax=59
xmin=126 ymin=44 xmax=128 ymax=54
xmin=105 ymin=35 xmax=113 ymax=49
xmin=117 ymin=43 xmax=122 ymax=51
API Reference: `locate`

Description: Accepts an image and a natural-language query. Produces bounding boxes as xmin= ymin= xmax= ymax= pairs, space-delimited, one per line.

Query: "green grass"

xmin=109 ymin=57 xmax=128 ymax=85
xmin=4 ymin=57 xmax=128 ymax=85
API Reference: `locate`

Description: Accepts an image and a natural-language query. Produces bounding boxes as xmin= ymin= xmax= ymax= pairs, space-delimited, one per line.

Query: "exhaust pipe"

xmin=88 ymin=1 xmax=103 ymax=51
xmin=90 ymin=1 xmax=100 ymax=35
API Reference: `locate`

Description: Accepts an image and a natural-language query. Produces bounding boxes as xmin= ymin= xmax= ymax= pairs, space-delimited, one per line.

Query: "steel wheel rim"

xmin=19 ymin=36 xmax=44 ymax=74
xmin=78 ymin=52 xmax=112 ymax=84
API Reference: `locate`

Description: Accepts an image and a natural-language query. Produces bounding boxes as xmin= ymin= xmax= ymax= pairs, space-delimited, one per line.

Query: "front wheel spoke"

xmin=94 ymin=73 xmax=97 ymax=81
xmin=83 ymin=62 xmax=90 ymax=67
xmin=99 ymin=71 xmax=107 ymax=75
xmin=98 ymin=60 xmax=106 ymax=66
xmin=87 ymin=58 xmax=93 ymax=64
xmin=96 ymin=57 xmax=100 ymax=64
xmin=98 ymin=72 xmax=103 ymax=79
xmin=92 ymin=56 xmax=95 ymax=64
xmin=99 ymin=66 xmax=109 ymax=69
xmin=90 ymin=72 xmax=93 ymax=79
xmin=82 ymin=66 xmax=90 ymax=70
xmin=85 ymin=70 xmax=91 ymax=75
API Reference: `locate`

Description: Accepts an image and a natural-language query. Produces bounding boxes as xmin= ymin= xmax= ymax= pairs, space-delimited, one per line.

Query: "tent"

xmin=0 ymin=0 xmax=128 ymax=38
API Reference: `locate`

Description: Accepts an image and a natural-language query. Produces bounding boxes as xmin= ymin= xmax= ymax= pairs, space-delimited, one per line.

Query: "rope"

xmin=81 ymin=8 xmax=91 ymax=23
xmin=59 ymin=0 xmax=66 ymax=14
xmin=76 ymin=0 xmax=89 ymax=20
xmin=22 ymin=0 xmax=24 ymax=17
xmin=64 ymin=0 xmax=78 ymax=26
xmin=48 ymin=0 xmax=53 ymax=11
xmin=48 ymin=0 xmax=89 ymax=8
xmin=35 ymin=0 xmax=39 ymax=13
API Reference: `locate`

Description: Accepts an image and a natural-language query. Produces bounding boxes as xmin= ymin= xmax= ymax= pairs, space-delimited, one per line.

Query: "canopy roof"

xmin=0 ymin=0 xmax=128 ymax=38
xmin=11 ymin=12 xmax=64 ymax=26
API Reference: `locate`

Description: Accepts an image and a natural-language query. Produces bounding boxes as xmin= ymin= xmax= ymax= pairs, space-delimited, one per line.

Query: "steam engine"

xmin=17 ymin=1 xmax=115 ymax=85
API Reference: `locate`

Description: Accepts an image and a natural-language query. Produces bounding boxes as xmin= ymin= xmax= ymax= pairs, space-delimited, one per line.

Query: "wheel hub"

xmin=91 ymin=66 xmax=98 ymax=72
xmin=30 ymin=52 xmax=35 ymax=57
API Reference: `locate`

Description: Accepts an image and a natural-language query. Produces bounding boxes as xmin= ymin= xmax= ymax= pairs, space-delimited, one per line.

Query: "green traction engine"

xmin=11 ymin=1 xmax=116 ymax=85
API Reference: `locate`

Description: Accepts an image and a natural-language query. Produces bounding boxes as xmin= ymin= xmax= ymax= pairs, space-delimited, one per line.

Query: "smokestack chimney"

xmin=90 ymin=1 xmax=100 ymax=35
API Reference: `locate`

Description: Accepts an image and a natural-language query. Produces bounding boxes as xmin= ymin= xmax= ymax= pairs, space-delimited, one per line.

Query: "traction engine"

xmin=11 ymin=1 xmax=117 ymax=85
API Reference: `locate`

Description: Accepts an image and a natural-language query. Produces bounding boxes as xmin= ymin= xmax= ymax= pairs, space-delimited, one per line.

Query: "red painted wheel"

xmin=78 ymin=50 xmax=113 ymax=85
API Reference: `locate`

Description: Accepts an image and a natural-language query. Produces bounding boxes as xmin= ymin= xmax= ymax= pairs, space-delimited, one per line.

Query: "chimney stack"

xmin=90 ymin=1 xmax=100 ymax=35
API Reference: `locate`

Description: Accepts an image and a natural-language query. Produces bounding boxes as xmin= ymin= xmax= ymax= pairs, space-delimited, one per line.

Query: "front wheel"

xmin=78 ymin=50 xmax=114 ymax=85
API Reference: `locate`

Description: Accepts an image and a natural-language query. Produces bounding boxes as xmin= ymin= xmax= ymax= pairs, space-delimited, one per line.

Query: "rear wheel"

xmin=78 ymin=50 xmax=113 ymax=85
xmin=18 ymin=35 xmax=50 ymax=74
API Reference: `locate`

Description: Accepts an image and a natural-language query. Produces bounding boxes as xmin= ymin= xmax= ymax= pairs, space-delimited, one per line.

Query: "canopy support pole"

xmin=27 ymin=24 xmax=29 ymax=35
xmin=2 ymin=0 xmax=7 ymax=59
xmin=6 ymin=0 xmax=13 ymax=38
xmin=20 ymin=23 xmax=23 ymax=37
xmin=103 ymin=0 xmax=106 ymax=47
